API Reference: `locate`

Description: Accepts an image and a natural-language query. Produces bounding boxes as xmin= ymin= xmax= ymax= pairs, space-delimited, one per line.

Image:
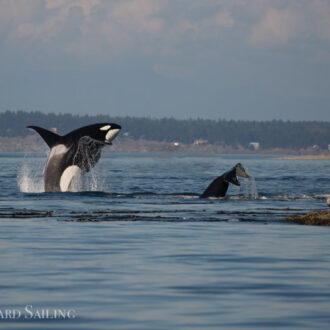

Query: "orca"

xmin=200 ymin=163 xmax=249 ymax=198
xmin=28 ymin=123 xmax=121 ymax=192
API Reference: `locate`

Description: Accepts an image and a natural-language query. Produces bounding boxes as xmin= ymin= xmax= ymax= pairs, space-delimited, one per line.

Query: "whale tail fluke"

xmin=27 ymin=126 xmax=61 ymax=148
xmin=200 ymin=163 xmax=250 ymax=198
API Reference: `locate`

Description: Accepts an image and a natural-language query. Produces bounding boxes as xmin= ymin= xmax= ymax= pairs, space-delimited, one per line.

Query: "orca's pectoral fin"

xmin=28 ymin=126 xmax=61 ymax=148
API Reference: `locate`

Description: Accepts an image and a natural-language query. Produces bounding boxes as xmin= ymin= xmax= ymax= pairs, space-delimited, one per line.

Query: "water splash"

xmin=239 ymin=175 xmax=259 ymax=199
xmin=72 ymin=137 xmax=105 ymax=192
xmin=17 ymin=144 xmax=105 ymax=193
xmin=69 ymin=169 xmax=105 ymax=192
xmin=17 ymin=163 xmax=44 ymax=193
xmin=88 ymin=167 xmax=104 ymax=191
xmin=248 ymin=175 xmax=259 ymax=199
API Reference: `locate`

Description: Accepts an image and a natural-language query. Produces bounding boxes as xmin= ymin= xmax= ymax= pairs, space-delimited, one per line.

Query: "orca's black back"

xmin=200 ymin=175 xmax=229 ymax=198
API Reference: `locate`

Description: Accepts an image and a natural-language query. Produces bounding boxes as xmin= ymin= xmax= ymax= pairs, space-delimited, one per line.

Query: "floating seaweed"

xmin=284 ymin=210 xmax=330 ymax=226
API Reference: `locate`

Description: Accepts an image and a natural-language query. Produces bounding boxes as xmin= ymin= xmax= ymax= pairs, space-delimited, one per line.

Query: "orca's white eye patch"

xmin=100 ymin=125 xmax=111 ymax=131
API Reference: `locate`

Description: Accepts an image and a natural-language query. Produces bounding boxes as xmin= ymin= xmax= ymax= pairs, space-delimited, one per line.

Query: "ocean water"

xmin=0 ymin=152 xmax=330 ymax=329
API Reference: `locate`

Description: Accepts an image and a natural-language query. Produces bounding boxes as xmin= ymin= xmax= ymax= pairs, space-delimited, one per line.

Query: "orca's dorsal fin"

xmin=28 ymin=126 xmax=61 ymax=148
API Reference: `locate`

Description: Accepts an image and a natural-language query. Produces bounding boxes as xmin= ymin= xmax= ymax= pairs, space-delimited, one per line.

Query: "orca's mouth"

xmin=105 ymin=128 xmax=121 ymax=144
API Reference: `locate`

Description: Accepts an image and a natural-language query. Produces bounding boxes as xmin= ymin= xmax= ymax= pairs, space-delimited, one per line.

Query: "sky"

xmin=0 ymin=0 xmax=330 ymax=121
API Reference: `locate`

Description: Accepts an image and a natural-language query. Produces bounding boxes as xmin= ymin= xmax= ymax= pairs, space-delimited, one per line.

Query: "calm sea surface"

xmin=0 ymin=152 xmax=329 ymax=329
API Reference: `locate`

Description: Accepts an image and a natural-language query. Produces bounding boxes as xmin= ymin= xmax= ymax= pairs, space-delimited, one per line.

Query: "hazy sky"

xmin=1 ymin=0 xmax=330 ymax=120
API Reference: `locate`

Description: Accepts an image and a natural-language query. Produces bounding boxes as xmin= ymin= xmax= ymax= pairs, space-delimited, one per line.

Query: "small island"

xmin=284 ymin=210 xmax=330 ymax=226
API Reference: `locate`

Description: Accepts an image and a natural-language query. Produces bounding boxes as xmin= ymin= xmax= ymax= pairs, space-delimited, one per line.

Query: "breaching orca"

xmin=28 ymin=123 xmax=121 ymax=192
xmin=200 ymin=163 xmax=249 ymax=198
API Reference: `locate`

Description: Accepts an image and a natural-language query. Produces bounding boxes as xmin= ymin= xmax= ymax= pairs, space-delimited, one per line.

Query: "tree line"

xmin=1 ymin=110 xmax=330 ymax=149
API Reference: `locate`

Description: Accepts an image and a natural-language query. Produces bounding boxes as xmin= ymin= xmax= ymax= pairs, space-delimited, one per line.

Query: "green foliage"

xmin=1 ymin=110 xmax=330 ymax=149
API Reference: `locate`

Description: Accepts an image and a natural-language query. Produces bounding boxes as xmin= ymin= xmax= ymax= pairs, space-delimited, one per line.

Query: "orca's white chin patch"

xmin=105 ymin=129 xmax=120 ymax=144
xmin=60 ymin=165 xmax=81 ymax=192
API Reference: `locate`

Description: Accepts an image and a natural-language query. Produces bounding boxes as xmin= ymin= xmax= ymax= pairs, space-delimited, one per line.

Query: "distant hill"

xmin=1 ymin=110 xmax=330 ymax=150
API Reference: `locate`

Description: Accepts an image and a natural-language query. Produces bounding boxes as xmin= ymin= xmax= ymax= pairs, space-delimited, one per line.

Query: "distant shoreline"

xmin=280 ymin=155 xmax=330 ymax=160
xmin=1 ymin=136 xmax=330 ymax=156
